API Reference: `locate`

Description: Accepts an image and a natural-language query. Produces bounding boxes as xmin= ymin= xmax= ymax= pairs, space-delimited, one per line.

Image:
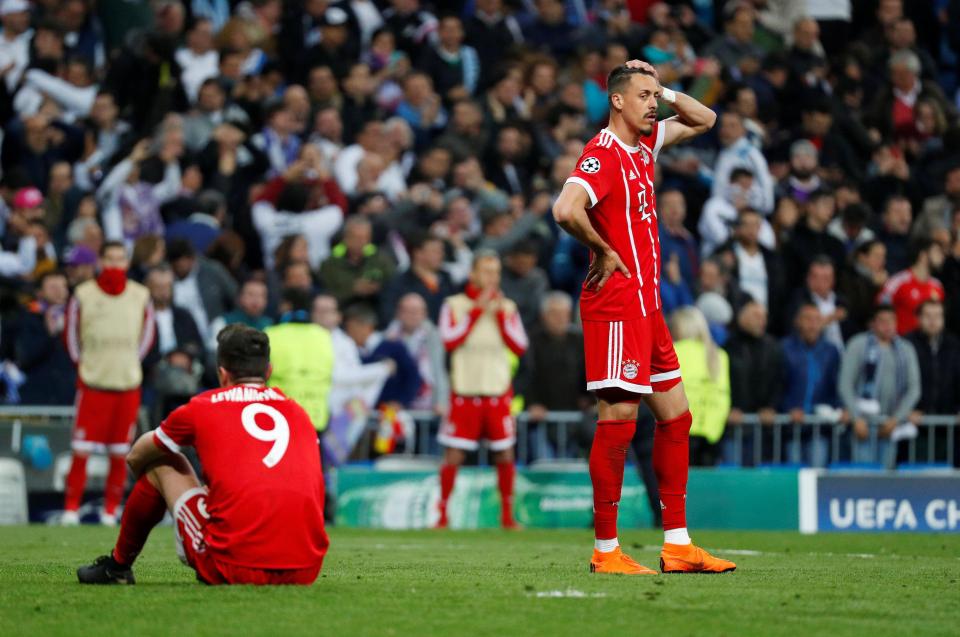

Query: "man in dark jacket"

xmin=906 ymin=300 xmax=960 ymax=416
xmin=723 ymin=300 xmax=785 ymax=466
xmin=379 ymin=234 xmax=456 ymax=327
xmin=344 ymin=304 xmax=421 ymax=408
xmin=167 ymin=238 xmax=237 ymax=345
xmin=14 ymin=272 xmax=76 ymax=405
xmin=782 ymin=188 xmax=846 ymax=289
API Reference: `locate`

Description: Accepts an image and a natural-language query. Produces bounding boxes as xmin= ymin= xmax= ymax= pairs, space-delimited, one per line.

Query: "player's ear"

xmin=217 ymin=366 xmax=230 ymax=388
xmin=610 ymin=93 xmax=623 ymax=112
xmin=264 ymin=362 xmax=273 ymax=382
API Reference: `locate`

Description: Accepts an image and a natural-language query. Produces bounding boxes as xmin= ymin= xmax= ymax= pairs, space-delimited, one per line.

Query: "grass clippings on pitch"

xmin=0 ymin=527 xmax=957 ymax=637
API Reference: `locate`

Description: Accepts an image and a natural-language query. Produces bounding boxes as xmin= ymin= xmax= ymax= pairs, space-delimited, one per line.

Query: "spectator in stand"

xmin=62 ymin=242 xmax=155 ymax=525
xmin=97 ymin=137 xmax=183 ymax=246
xmin=868 ymin=50 xmax=954 ymax=146
xmin=657 ymin=188 xmax=698 ymax=289
xmin=827 ymin=203 xmax=876 ymax=254
xmin=789 ymin=257 xmax=847 ymax=352
xmin=142 ymin=265 xmax=205 ymax=423
xmin=670 ymin=307 xmax=731 ymax=467
xmin=167 ymin=239 xmax=237 ymax=348
xmin=840 ymin=240 xmax=889 ymax=339
xmin=252 ymin=145 xmax=346 ymax=270
xmin=782 ymin=188 xmax=846 ymax=288
xmin=711 ymin=111 xmax=775 ymax=216
xmin=464 ymin=0 xmax=524 ymax=90
xmin=703 ymin=1 xmax=765 ymax=75
xmin=777 ymin=140 xmax=821 ymax=204
xmin=839 ymin=305 xmax=921 ymax=467
xmin=723 ymin=300 xmax=783 ymax=466
xmin=713 ymin=208 xmax=786 ymax=331
xmin=13 ymin=271 xmax=75 ymax=405
xmin=379 ymin=233 xmax=456 ymax=327
xmin=878 ymin=238 xmax=946 ymax=336
xmin=0 ymin=187 xmax=43 ymax=279
xmin=500 ymin=239 xmax=549 ymax=332
xmin=699 ymin=169 xmax=775 ymax=258
xmin=417 ymin=14 xmax=480 ymax=101
xmin=344 ymin=303 xmax=421 ymax=409
xmin=214 ymin=279 xmax=274 ymax=332
xmin=524 ymin=290 xmax=591 ymax=457
xmin=914 ymin=164 xmax=960 ymax=240
xmin=318 ymin=216 xmax=395 ymax=311
xmin=251 ymin=103 xmax=301 ymax=176
xmin=182 ymin=79 xmax=250 ymax=153
xmin=63 ymin=245 xmax=97 ymax=289
xmin=383 ymin=292 xmax=448 ymax=414
xmin=876 ymin=195 xmax=914 ymax=274
xmin=906 ymin=300 xmax=960 ymax=423
xmin=779 ymin=303 xmax=842 ymax=467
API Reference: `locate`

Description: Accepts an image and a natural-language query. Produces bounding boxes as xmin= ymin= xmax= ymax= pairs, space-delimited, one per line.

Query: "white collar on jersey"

xmin=600 ymin=128 xmax=640 ymax=153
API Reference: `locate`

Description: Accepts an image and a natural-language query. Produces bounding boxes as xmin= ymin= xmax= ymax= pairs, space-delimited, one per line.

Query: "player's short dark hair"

xmin=607 ymin=65 xmax=656 ymax=103
xmin=807 ymin=254 xmax=834 ymax=271
xmin=730 ymin=167 xmax=754 ymax=182
xmin=216 ymin=324 xmax=270 ymax=380
xmin=99 ymin=240 xmax=126 ymax=258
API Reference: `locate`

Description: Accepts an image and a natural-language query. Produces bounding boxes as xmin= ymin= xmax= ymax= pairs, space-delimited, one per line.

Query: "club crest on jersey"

xmin=622 ymin=359 xmax=639 ymax=380
xmin=580 ymin=157 xmax=601 ymax=173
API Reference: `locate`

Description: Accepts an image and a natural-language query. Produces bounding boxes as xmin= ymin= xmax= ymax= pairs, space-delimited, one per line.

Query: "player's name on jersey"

xmin=211 ymin=386 xmax=286 ymax=404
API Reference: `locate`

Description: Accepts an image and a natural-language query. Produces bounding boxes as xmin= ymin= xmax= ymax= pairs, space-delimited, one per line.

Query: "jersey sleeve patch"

xmin=579 ymin=156 xmax=601 ymax=173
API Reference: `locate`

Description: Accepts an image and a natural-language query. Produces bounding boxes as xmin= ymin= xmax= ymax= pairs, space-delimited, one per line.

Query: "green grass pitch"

xmin=0 ymin=526 xmax=957 ymax=637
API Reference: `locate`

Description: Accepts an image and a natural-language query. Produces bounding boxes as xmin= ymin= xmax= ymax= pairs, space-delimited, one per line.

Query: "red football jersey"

xmin=565 ymin=123 xmax=666 ymax=321
xmin=878 ymin=269 xmax=946 ymax=335
xmin=154 ymin=384 xmax=328 ymax=569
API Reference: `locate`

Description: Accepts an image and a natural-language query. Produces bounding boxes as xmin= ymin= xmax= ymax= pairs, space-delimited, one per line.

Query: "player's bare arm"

xmin=126 ymin=431 xmax=171 ymax=477
xmin=625 ymin=59 xmax=717 ymax=147
xmin=552 ymin=183 xmax=630 ymax=290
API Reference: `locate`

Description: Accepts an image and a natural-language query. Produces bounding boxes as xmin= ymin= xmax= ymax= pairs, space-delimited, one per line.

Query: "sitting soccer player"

xmin=78 ymin=324 xmax=329 ymax=585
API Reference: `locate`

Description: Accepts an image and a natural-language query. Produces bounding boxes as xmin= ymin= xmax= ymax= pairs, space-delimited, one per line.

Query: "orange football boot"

xmin=590 ymin=547 xmax=657 ymax=575
xmin=659 ymin=542 xmax=737 ymax=574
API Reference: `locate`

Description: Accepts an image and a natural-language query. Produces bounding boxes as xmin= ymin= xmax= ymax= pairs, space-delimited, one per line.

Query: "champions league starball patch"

xmin=580 ymin=157 xmax=601 ymax=173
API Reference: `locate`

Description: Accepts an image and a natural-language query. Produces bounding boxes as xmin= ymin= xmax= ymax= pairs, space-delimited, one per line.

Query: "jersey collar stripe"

xmin=565 ymin=176 xmax=598 ymax=207
xmin=155 ymin=427 xmax=181 ymax=454
xmin=602 ymin=128 xmax=640 ymax=153
xmin=615 ymin=147 xmax=646 ymax=316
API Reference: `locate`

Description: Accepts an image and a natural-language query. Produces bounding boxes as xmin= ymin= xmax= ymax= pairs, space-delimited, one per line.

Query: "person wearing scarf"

xmin=839 ymin=304 xmax=921 ymax=467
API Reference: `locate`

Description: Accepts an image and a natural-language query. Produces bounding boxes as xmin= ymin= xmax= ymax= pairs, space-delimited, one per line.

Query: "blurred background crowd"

xmin=1 ymin=0 xmax=958 ymax=467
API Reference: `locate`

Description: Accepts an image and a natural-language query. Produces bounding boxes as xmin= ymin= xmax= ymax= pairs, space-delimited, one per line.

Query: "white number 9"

xmin=241 ymin=403 xmax=290 ymax=468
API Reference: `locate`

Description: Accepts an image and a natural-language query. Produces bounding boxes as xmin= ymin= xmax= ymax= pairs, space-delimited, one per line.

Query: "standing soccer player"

xmin=77 ymin=325 xmax=328 ymax=585
xmin=63 ymin=241 xmax=155 ymax=526
xmin=553 ymin=61 xmax=736 ymax=574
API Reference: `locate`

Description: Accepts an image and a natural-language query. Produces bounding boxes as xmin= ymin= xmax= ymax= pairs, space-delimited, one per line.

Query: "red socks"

xmin=496 ymin=461 xmax=516 ymax=525
xmin=112 ymin=476 xmax=168 ymax=566
xmin=64 ymin=454 xmax=88 ymax=512
xmin=589 ymin=419 xmax=636 ymax=540
xmin=104 ymin=455 xmax=128 ymax=516
xmin=654 ymin=411 xmax=692 ymax=531
xmin=438 ymin=464 xmax=457 ymax=523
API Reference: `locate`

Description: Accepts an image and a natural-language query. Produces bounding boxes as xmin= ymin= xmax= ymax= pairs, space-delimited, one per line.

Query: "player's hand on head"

xmin=625 ymin=59 xmax=659 ymax=82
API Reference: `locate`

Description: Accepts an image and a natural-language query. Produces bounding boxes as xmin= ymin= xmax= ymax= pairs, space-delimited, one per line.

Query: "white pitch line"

xmin=637 ymin=545 xmax=883 ymax=559
xmin=531 ymin=589 xmax=608 ymax=598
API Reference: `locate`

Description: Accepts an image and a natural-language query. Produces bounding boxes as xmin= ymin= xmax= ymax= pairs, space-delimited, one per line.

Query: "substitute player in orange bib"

xmin=553 ymin=60 xmax=736 ymax=574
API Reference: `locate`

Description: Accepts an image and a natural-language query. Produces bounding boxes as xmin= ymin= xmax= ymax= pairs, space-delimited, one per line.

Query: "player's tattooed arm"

xmin=553 ymin=182 xmax=630 ymax=291
xmin=625 ymin=59 xmax=717 ymax=148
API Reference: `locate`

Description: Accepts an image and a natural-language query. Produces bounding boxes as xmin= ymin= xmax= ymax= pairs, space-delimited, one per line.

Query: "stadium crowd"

xmin=1 ymin=0 xmax=959 ymax=468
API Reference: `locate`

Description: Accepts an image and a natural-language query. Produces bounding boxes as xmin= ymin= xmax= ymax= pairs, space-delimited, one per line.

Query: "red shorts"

xmin=438 ymin=392 xmax=515 ymax=451
xmin=583 ymin=312 xmax=681 ymax=395
xmin=72 ymin=382 xmax=141 ymax=455
xmin=174 ymin=487 xmax=321 ymax=586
